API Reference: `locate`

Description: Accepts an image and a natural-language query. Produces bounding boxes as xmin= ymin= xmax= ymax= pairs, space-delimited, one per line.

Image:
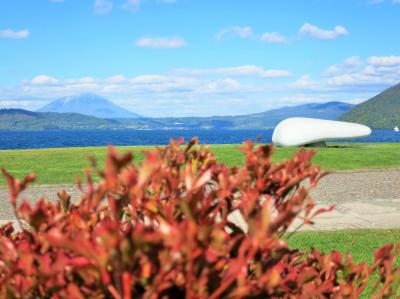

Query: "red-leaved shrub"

xmin=0 ymin=138 xmax=399 ymax=298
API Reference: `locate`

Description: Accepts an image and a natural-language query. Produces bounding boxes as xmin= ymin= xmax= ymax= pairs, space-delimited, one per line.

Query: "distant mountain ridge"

xmin=0 ymin=99 xmax=354 ymax=131
xmin=237 ymin=101 xmax=354 ymax=128
xmin=38 ymin=93 xmax=141 ymax=119
xmin=339 ymin=83 xmax=400 ymax=129
xmin=125 ymin=101 xmax=354 ymax=130
xmin=0 ymin=108 xmax=120 ymax=130
xmin=0 ymin=91 xmax=356 ymax=131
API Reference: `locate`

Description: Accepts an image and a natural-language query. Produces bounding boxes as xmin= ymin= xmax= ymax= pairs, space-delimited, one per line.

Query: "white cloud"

xmin=106 ymin=75 xmax=129 ymax=83
xmin=324 ymin=55 xmax=400 ymax=83
xmin=260 ymin=32 xmax=288 ymax=44
xmin=367 ymin=55 xmax=400 ymax=66
xmin=215 ymin=26 xmax=254 ymax=41
xmin=291 ymin=75 xmax=320 ymax=89
xmin=0 ymin=29 xmax=30 ymax=39
xmin=136 ymin=36 xmax=187 ymax=48
xmin=122 ymin=0 xmax=142 ymax=12
xmin=369 ymin=0 xmax=400 ymax=4
xmin=122 ymin=0 xmax=178 ymax=12
xmin=325 ymin=56 xmax=363 ymax=75
xmin=94 ymin=0 xmax=113 ymax=15
xmin=294 ymin=54 xmax=400 ymax=93
xmin=3 ymin=72 xmax=256 ymax=116
xmin=0 ymin=100 xmax=39 ymax=109
xmin=172 ymin=65 xmax=292 ymax=78
xmin=342 ymin=56 xmax=363 ymax=66
xmin=122 ymin=0 xmax=176 ymax=12
xmin=204 ymin=78 xmax=241 ymax=93
xmin=64 ymin=77 xmax=97 ymax=85
xmin=299 ymin=23 xmax=349 ymax=40
xmin=215 ymin=23 xmax=349 ymax=44
xmin=93 ymin=0 xmax=176 ymax=14
xmin=31 ymin=75 xmax=59 ymax=85
xmin=216 ymin=27 xmax=289 ymax=44
xmin=3 ymin=55 xmax=399 ymax=117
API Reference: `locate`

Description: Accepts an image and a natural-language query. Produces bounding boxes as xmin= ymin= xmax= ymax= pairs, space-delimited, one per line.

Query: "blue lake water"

xmin=0 ymin=129 xmax=399 ymax=150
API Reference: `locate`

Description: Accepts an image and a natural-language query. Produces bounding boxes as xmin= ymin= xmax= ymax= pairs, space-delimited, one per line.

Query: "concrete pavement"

xmin=1 ymin=169 xmax=399 ymax=231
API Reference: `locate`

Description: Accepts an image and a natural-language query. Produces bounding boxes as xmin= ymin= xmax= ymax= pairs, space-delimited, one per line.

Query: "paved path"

xmin=1 ymin=169 xmax=399 ymax=231
xmin=306 ymin=169 xmax=400 ymax=230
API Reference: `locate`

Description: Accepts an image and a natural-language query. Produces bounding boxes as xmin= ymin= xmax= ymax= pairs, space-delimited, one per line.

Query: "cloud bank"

xmin=299 ymin=23 xmax=349 ymax=40
xmin=0 ymin=29 xmax=30 ymax=39
xmin=136 ymin=36 xmax=187 ymax=48
xmin=2 ymin=55 xmax=398 ymax=116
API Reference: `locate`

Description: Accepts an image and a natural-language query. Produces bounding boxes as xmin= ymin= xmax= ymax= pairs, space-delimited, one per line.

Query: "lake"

xmin=0 ymin=129 xmax=399 ymax=150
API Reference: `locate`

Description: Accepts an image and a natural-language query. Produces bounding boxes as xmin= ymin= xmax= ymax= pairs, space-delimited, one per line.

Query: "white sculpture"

xmin=272 ymin=117 xmax=371 ymax=147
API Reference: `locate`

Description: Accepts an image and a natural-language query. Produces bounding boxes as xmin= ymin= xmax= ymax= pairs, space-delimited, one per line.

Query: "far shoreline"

xmin=0 ymin=129 xmax=398 ymax=151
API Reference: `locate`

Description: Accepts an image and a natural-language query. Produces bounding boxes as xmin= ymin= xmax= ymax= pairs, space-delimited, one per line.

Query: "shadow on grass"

xmin=304 ymin=141 xmax=376 ymax=149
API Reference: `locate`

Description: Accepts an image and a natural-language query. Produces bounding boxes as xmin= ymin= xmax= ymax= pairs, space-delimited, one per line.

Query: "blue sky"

xmin=0 ymin=0 xmax=399 ymax=117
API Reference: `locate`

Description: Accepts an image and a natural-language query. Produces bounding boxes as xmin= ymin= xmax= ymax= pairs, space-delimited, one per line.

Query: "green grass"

xmin=0 ymin=142 xmax=399 ymax=185
xmin=288 ymin=229 xmax=400 ymax=297
xmin=288 ymin=229 xmax=400 ymax=264
xmin=213 ymin=142 xmax=400 ymax=170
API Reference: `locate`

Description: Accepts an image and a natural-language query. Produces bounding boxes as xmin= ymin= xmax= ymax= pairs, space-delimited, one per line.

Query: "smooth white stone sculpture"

xmin=272 ymin=117 xmax=372 ymax=147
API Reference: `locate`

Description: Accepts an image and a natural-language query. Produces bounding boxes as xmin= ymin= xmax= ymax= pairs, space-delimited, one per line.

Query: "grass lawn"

xmin=0 ymin=142 xmax=399 ymax=185
xmin=288 ymin=229 xmax=400 ymax=297
xmin=288 ymin=229 xmax=400 ymax=265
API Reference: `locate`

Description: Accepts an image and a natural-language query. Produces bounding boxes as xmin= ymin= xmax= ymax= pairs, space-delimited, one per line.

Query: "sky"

xmin=0 ymin=0 xmax=399 ymax=117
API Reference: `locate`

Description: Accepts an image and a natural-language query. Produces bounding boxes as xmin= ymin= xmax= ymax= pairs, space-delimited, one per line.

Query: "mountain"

xmin=0 ymin=109 xmax=121 ymax=130
xmin=227 ymin=101 xmax=355 ymax=129
xmin=339 ymin=83 xmax=400 ymax=129
xmin=117 ymin=101 xmax=354 ymax=130
xmin=38 ymin=93 xmax=141 ymax=119
xmin=1 ymin=101 xmax=354 ymax=131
